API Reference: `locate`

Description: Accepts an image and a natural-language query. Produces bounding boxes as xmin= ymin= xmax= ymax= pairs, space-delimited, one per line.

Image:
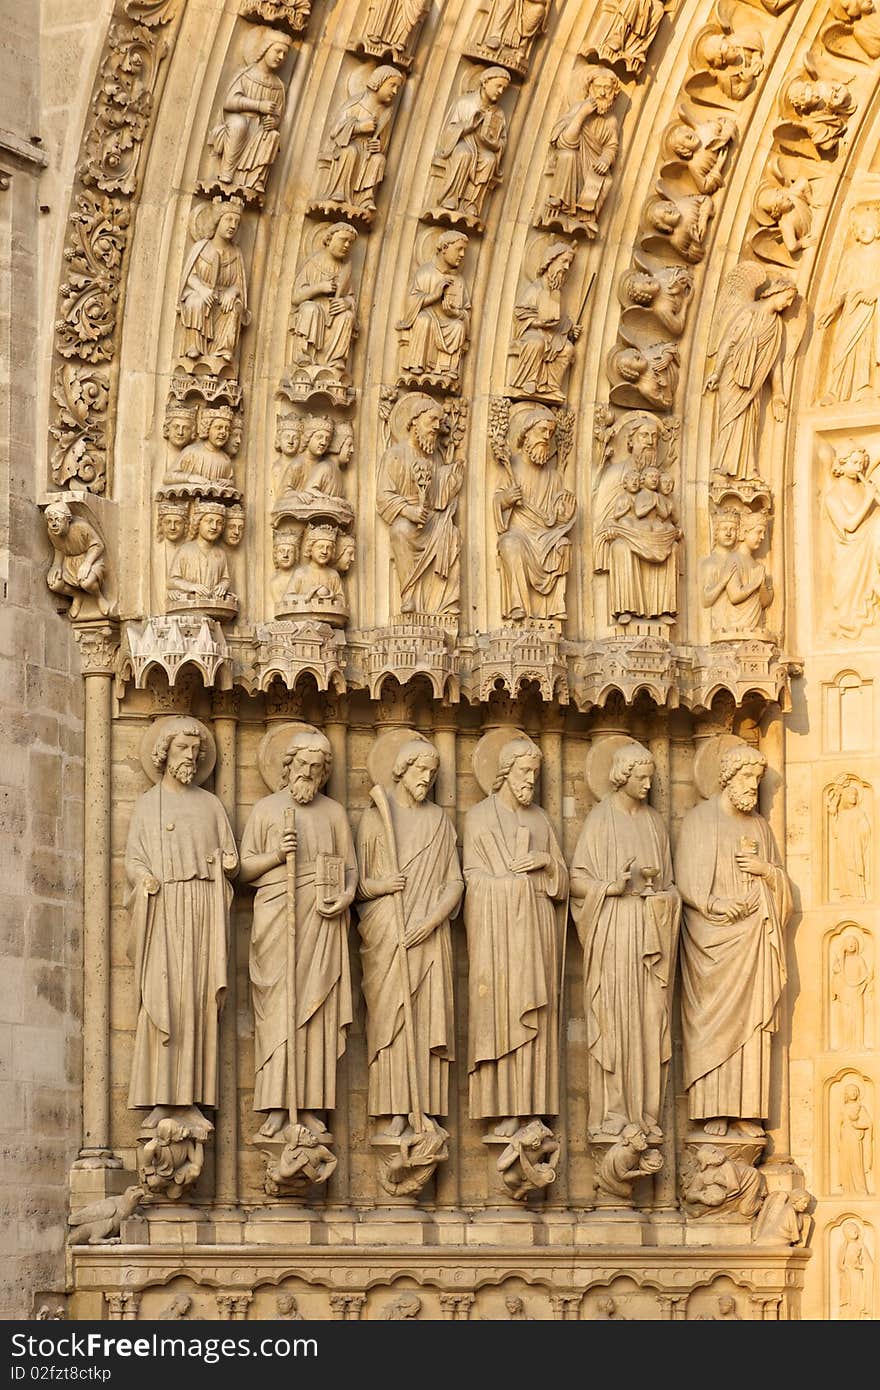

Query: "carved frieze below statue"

xmin=508 ymin=239 xmax=582 ymax=403
xmin=675 ymin=740 xmax=791 ymax=1140
xmin=351 ymin=1 xmax=430 ymax=69
xmin=464 ymin=731 xmax=567 ymax=1175
xmin=357 ymin=729 xmax=463 ymax=1199
xmin=489 ymin=399 xmax=576 ymax=624
xmin=125 ymin=615 xmax=229 ymax=690
xmin=465 ymin=0 xmax=550 ymax=76
xmin=423 ymin=68 xmax=510 ymax=231
xmin=705 ymin=263 xmax=800 ymax=483
xmin=753 ymin=1188 xmax=813 ymax=1245
xmin=284 ymin=223 xmax=359 ymax=404
xmin=44 ymin=499 xmax=113 ymax=620
xmin=200 ymin=27 xmax=293 ymax=202
xmin=397 ymin=231 xmax=472 ymax=391
xmin=309 ymin=65 xmax=404 ymax=224
xmin=125 ymin=718 xmax=238 ymax=1201
xmin=262 ymin=1117 xmax=338 ymax=1197
xmin=239 ymin=725 xmax=356 ymax=1194
xmin=593 ymin=1126 xmax=663 ymax=1204
xmin=377 ymin=392 xmax=464 ymax=626
xmin=536 ymin=65 xmax=621 ymax=238
xmin=817 ymin=205 xmax=880 ymax=404
xmin=496 ymin=1119 xmax=560 ymax=1201
xmin=176 ymin=198 xmax=250 ymax=380
xmin=701 ymin=505 xmax=774 ymax=640
xmin=582 ymin=0 xmax=667 ymax=76
xmin=571 ymin=739 xmax=680 ymax=1153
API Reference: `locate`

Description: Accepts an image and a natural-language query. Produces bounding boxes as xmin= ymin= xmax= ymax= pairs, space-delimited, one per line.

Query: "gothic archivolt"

xmin=38 ymin=0 xmax=880 ymax=1320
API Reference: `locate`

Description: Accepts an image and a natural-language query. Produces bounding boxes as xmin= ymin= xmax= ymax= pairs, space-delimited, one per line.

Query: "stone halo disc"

xmin=472 ymin=727 xmax=537 ymax=796
xmin=141 ymin=715 xmax=217 ymax=786
xmin=257 ymin=721 xmax=322 ymax=793
xmin=367 ymin=727 xmax=433 ymax=790
xmin=693 ymin=733 xmax=748 ymax=800
xmin=585 ymin=733 xmax=636 ymax=802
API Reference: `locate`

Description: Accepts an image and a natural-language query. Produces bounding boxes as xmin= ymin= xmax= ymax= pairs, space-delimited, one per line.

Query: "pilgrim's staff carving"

xmin=508 ymin=239 xmax=582 ymax=403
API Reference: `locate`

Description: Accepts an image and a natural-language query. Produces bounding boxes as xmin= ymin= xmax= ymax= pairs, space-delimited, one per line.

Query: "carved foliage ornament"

xmin=50 ymin=365 xmax=110 ymax=491
xmin=79 ymin=23 xmax=168 ymax=195
xmin=56 ymin=194 xmax=130 ymax=364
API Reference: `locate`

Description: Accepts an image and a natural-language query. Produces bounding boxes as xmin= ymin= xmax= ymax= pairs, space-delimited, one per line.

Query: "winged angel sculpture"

xmin=704 ymin=262 xmax=804 ymax=483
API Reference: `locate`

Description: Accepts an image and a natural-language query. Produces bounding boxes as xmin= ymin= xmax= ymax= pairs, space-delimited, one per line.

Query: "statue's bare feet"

xmin=703 ymin=1118 xmax=728 ymax=1136
xmin=732 ymin=1118 xmax=765 ymax=1138
xmin=258 ymin=1110 xmax=287 ymax=1138
xmin=493 ymin=1117 xmax=520 ymax=1138
xmin=388 ymin=1114 xmax=407 ymax=1138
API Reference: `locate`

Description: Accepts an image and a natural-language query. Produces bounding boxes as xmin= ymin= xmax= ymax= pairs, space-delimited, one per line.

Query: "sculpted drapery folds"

xmin=701 ymin=507 xmax=773 ymax=640
xmin=208 ymin=27 xmax=292 ymax=197
xmin=594 ymin=459 xmax=680 ymax=624
xmin=45 ymin=499 xmax=111 ymax=618
xmin=493 ymin=405 xmax=576 ymax=622
xmin=674 ymin=744 xmax=792 ymax=1137
xmin=177 ymin=199 xmax=250 ymax=375
xmin=818 ymin=205 xmax=880 ymax=402
xmin=289 ymin=222 xmax=359 ymax=382
xmin=540 ymin=66 xmax=620 ymax=237
xmin=509 ymin=241 xmax=580 ymax=402
xmin=365 ymin=0 xmax=428 ymax=50
xmin=476 ymin=0 xmax=549 ymax=61
xmin=821 ymin=445 xmax=880 ymax=638
xmin=593 ymin=0 xmax=665 ymax=75
xmin=570 ymin=742 xmax=681 ymax=1144
xmin=463 ymin=735 xmax=568 ymax=1130
xmin=705 ymin=264 xmax=799 ymax=482
xmin=239 ymin=729 xmax=356 ymax=1136
xmin=397 ymin=231 xmax=471 ymax=390
xmin=356 ymin=736 xmax=463 ymax=1126
xmin=126 ymin=719 xmax=238 ymax=1114
xmin=377 ymin=393 xmax=464 ymax=619
xmin=314 ymin=66 xmax=404 ymax=221
xmin=428 ymin=68 xmax=510 ymax=225
xmin=167 ymin=501 xmax=238 ymax=616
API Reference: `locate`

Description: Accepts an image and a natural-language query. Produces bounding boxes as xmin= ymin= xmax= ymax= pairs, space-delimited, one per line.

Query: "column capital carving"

xmin=73 ymin=619 xmax=120 ymax=676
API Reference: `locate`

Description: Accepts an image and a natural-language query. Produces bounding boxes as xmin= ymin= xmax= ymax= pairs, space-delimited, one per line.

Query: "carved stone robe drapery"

xmin=494 ymin=458 xmax=575 ymax=620
xmin=377 ymin=441 xmax=462 ymax=616
xmin=356 ymin=799 xmax=463 ymax=1116
xmin=290 ymin=250 xmax=356 ymax=373
xmin=711 ymin=303 xmax=785 ymax=480
xmin=570 ymin=797 xmax=680 ymax=1138
xmin=178 ymin=238 xmax=248 ymax=365
xmin=126 ymin=784 xmax=238 ymax=1108
xmin=432 ymin=92 xmax=506 ymax=216
xmin=167 ymin=539 xmax=232 ymax=602
xmin=210 ymin=65 xmax=285 ymax=190
xmin=675 ymin=796 xmax=791 ymax=1123
xmin=240 ymin=790 xmax=355 ymax=1112
xmin=398 ymin=260 xmax=471 ymax=380
xmin=463 ymin=794 xmax=568 ymax=1119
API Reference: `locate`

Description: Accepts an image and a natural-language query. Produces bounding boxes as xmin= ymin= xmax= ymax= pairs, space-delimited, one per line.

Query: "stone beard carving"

xmin=509 ymin=241 xmax=581 ymax=403
xmin=643 ymin=189 xmax=714 ymax=264
xmin=838 ymin=1219 xmax=873 ymax=1318
xmin=45 ymin=500 xmax=111 ymax=618
xmin=206 ymin=27 xmax=292 ymax=199
xmin=827 ymin=774 xmax=871 ymax=901
xmin=594 ymin=445 xmax=680 ymax=625
xmin=662 ymin=111 xmax=736 ymax=196
xmin=589 ymin=0 xmax=665 ymax=75
xmin=620 ymin=265 xmax=694 ymax=337
xmin=832 ymin=935 xmax=872 ymax=1049
xmin=538 ymin=65 xmax=620 ymax=238
xmin=705 ymin=264 xmax=798 ymax=482
xmin=463 ymin=736 xmax=568 ymax=1133
xmin=839 ymin=1082 xmax=873 ymax=1194
xmin=312 ymin=65 xmax=404 ymax=223
xmin=425 ymin=68 xmax=510 ymax=229
xmin=492 ymin=404 xmax=576 ymax=623
xmin=701 ymin=507 xmax=773 ymax=641
xmin=397 ymin=232 xmax=471 ymax=391
xmin=167 ymin=501 xmax=239 ymax=617
xmin=239 ymin=729 xmax=356 ymax=1141
xmin=778 ymin=73 xmax=855 ymax=159
xmin=362 ymin=0 xmax=429 ymax=60
xmin=675 ymin=744 xmax=792 ymax=1138
xmin=377 ymin=393 xmax=464 ymax=621
xmin=470 ymin=0 xmax=550 ymax=71
xmin=177 ymin=198 xmax=250 ymax=377
xmin=821 ymin=445 xmax=880 ymax=638
xmin=356 ymin=737 xmax=463 ymax=1150
xmin=570 ymin=742 xmax=681 ymax=1145
xmin=680 ymin=1141 xmax=767 ymax=1218
xmin=287 ymin=223 xmax=359 ymax=400
xmin=125 ymin=719 xmax=238 ymax=1184
xmin=818 ymin=206 xmax=880 ymax=403
xmin=689 ymin=21 xmax=765 ymax=104
xmin=163 ymin=405 xmax=238 ymax=493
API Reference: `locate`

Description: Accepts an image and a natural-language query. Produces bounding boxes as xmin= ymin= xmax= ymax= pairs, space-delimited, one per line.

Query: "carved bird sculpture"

xmin=66 ymin=1184 xmax=144 ymax=1245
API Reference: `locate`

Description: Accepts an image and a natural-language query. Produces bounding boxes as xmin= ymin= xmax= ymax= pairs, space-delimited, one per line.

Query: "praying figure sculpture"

xmin=206 ymin=27 xmax=292 ymax=199
xmin=177 ymin=198 xmax=250 ymax=376
xmin=570 ymin=740 xmax=680 ymax=1146
xmin=675 ymin=743 xmax=792 ymax=1139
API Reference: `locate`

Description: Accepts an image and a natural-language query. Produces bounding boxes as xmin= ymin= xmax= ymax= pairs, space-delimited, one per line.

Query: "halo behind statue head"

xmin=693 ymin=734 xmax=748 ymax=800
xmin=367 ymin=727 xmax=434 ymax=790
xmin=473 ymin=727 xmax=539 ymax=796
xmin=141 ymin=716 xmax=217 ymax=786
xmin=258 ymin=722 xmax=322 ymax=793
xmin=585 ymin=734 xmax=634 ymax=801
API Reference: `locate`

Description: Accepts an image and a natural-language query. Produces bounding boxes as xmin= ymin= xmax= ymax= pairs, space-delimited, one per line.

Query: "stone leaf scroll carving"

xmin=464 ymin=730 xmax=568 ymax=1197
xmin=125 ymin=717 xmax=238 ymax=1202
xmin=570 ymin=737 xmax=681 ymax=1199
xmin=356 ymin=728 xmax=464 ymax=1199
xmin=488 ymin=397 xmax=576 ymax=625
xmin=239 ymin=724 xmax=357 ymax=1197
